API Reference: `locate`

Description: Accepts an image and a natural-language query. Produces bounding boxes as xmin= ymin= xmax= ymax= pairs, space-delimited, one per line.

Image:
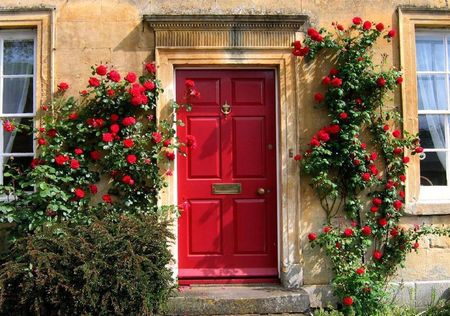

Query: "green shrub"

xmin=0 ymin=214 xmax=173 ymax=315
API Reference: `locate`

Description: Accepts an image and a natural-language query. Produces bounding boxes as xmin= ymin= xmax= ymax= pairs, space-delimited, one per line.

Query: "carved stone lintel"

xmin=144 ymin=14 xmax=308 ymax=48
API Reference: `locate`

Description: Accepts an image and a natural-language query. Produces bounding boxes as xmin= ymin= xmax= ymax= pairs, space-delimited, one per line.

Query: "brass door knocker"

xmin=221 ymin=101 xmax=231 ymax=117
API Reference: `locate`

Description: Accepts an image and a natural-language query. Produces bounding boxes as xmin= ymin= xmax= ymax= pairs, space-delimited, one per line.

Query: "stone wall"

xmin=0 ymin=0 xmax=449 ymax=293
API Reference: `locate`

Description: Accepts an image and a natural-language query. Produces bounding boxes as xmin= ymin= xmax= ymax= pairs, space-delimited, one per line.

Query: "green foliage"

xmin=294 ymin=18 xmax=450 ymax=315
xmin=0 ymin=214 xmax=173 ymax=316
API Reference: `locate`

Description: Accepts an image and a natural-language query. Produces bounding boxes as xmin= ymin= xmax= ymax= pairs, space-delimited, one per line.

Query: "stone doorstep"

xmin=163 ymin=284 xmax=310 ymax=316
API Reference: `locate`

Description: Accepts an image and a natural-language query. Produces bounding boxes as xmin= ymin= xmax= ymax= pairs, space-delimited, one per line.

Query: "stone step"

xmin=164 ymin=285 xmax=310 ymax=315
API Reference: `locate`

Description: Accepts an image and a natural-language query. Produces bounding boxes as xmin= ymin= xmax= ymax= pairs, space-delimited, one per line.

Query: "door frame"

xmin=156 ymin=47 xmax=303 ymax=288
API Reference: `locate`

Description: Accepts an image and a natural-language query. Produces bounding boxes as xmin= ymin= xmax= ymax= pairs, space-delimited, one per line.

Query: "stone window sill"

xmin=405 ymin=201 xmax=450 ymax=215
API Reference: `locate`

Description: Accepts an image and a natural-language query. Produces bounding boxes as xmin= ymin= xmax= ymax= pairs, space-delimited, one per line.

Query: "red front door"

xmin=176 ymin=69 xmax=277 ymax=281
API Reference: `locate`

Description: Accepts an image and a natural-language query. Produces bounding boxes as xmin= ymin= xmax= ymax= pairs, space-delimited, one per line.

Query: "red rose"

xmin=69 ymin=112 xmax=78 ymax=120
xmin=186 ymin=135 xmax=197 ymax=149
xmin=356 ymin=267 xmax=365 ymax=275
xmin=353 ymin=159 xmax=361 ymax=166
xmin=343 ymin=296 xmax=353 ymax=306
xmin=361 ymin=173 xmax=371 ymax=181
xmin=327 ymin=125 xmax=340 ymax=134
xmin=107 ymin=70 xmax=121 ymax=82
xmin=74 ymin=188 xmax=85 ymax=199
xmin=392 ymin=130 xmax=401 ymax=138
xmin=2 ymin=120 xmax=15 ymax=132
xmin=152 ymin=132 xmax=162 ymax=143
xmin=370 ymin=152 xmax=377 ymax=161
xmin=323 ymin=226 xmax=331 ymax=233
xmin=47 ymin=129 xmax=57 ymax=138
xmin=393 ymin=200 xmax=403 ymax=210
xmin=329 ymin=68 xmax=339 ymax=76
xmin=55 ymin=154 xmax=68 ymax=166
xmin=110 ymin=114 xmax=119 ymax=122
xmin=185 ymin=79 xmax=195 ymax=88
xmin=58 ymin=82 xmax=69 ymax=91
xmin=166 ymin=151 xmax=175 ymax=161
xmin=145 ymin=158 xmax=151 ymax=165
xmin=143 ymin=81 xmax=155 ymax=91
xmin=102 ymin=133 xmax=114 ymax=143
xmin=310 ymin=137 xmax=321 ymax=147
xmin=126 ymin=154 xmax=137 ymax=164
xmin=378 ymin=218 xmax=388 ymax=227
xmin=370 ymin=206 xmax=379 ymax=213
xmin=307 ymin=28 xmax=323 ymax=42
xmin=339 ymin=112 xmax=348 ymax=120
xmin=122 ymin=175 xmax=134 ymax=185
xmin=361 ymin=225 xmax=372 ymax=236
xmin=122 ymin=116 xmax=137 ymax=126
xmin=361 ymin=143 xmax=367 ymax=149
xmin=344 ymin=228 xmax=353 ymax=237
xmin=376 ymin=22 xmax=384 ymax=31
xmin=123 ymin=138 xmax=134 ymax=148
xmin=294 ymin=154 xmax=302 ymax=161
xmin=42 ymin=105 xmax=49 ymax=111
xmin=390 ymin=228 xmax=399 ymax=237
xmin=314 ymin=92 xmax=324 ymax=102
xmin=399 ymin=191 xmax=405 ymax=198
xmin=322 ymin=76 xmax=331 ymax=85
xmin=110 ymin=124 xmax=120 ymax=134
xmin=107 ymin=89 xmax=115 ymax=97
xmin=330 ymin=77 xmax=342 ymax=87
xmin=352 ymin=17 xmax=362 ymax=25
xmin=90 ymin=151 xmax=101 ymax=161
xmin=38 ymin=138 xmax=47 ymax=145
xmin=383 ymin=125 xmax=390 ymax=131
xmin=292 ymin=46 xmax=310 ymax=57
xmin=413 ymin=242 xmax=419 ymax=249
xmin=145 ymin=62 xmax=157 ymax=74
xmin=355 ymin=98 xmax=363 ymax=105
xmin=163 ymin=139 xmax=171 ymax=147
xmin=399 ymin=174 xmax=406 ymax=182
xmin=377 ymin=77 xmax=386 ymax=87
xmin=373 ymin=197 xmax=382 ymax=206
xmin=96 ymin=64 xmax=107 ymax=76
xmin=307 ymin=233 xmax=317 ymax=241
xmin=415 ymin=146 xmax=424 ymax=153
xmin=388 ymin=29 xmax=396 ymax=38
xmin=89 ymin=77 xmax=100 ymax=87
xmin=31 ymin=158 xmax=42 ymax=169
xmin=70 ymin=158 xmax=80 ymax=169
xmin=102 ymin=194 xmax=113 ymax=204
xmin=125 ymin=72 xmax=137 ymax=83
xmin=369 ymin=164 xmax=378 ymax=175
xmin=337 ymin=24 xmax=344 ymax=31
xmin=80 ymin=90 xmax=88 ymax=96
xmin=363 ymin=21 xmax=372 ymax=30
xmin=393 ymin=147 xmax=402 ymax=155
xmin=396 ymin=76 xmax=403 ymax=84
xmin=317 ymin=130 xmax=330 ymax=142
xmin=89 ymin=184 xmax=98 ymax=194
xmin=373 ymin=250 xmax=383 ymax=260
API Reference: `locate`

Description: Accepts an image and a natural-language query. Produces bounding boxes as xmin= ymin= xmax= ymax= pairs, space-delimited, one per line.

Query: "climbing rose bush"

xmin=0 ymin=62 xmax=198 ymax=238
xmin=293 ymin=18 xmax=450 ymax=315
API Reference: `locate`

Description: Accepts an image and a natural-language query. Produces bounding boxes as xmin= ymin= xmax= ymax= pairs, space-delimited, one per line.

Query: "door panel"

xmin=177 ymin=69 xmax=277 ymax=281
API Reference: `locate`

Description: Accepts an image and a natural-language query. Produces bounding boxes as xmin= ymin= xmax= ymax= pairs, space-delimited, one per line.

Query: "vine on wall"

xmin=294 ymin=18 xmax=450 ymax=314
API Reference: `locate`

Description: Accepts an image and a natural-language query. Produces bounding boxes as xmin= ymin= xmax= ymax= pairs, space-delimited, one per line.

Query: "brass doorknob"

xmin=257 ymin=187 xmax=266 ymax=195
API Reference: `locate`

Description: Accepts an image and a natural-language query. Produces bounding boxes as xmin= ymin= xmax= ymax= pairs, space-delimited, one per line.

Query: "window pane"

xmin=420 ymin=152 xmax=447 ymax=186
xmin=3 ymin=118 xmax=33 ymax=153
xmin=419 ymin=115 xmax=446 ymax=149
xmin=416 ymin=35 xmax=445 ymax=71
xmin=417 ymin=75 xmax=447 ymax=110
xmin=2 ymin=78 xmax=33 ymax=114
xmin=2 ymin=156 xmax=33 ymax=187
xmin=3 ymin=39 xmax=34 ymax=75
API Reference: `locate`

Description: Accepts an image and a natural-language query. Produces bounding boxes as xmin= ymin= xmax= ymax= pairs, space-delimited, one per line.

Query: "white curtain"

xmin=416 ymin=37 xmax=446 ymax=168
xmin=3 ymin=63 xmax=33 ymax=154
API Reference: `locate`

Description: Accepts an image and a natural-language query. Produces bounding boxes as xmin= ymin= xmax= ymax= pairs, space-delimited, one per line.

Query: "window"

xmin=416 ymin=31 xmax=450 ymax=199
xmin=0 ymin=30 xmax=36 ymax=185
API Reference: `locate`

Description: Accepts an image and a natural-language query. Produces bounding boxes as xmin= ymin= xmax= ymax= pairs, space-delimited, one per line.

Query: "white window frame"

xmin=0 ymin=29 xmax=37 ymax=185
xmin=416 ymin=29 xmax=450 ymax=201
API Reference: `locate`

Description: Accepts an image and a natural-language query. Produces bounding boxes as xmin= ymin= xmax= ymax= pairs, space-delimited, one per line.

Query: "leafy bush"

xmin=0 ymin=214 xmax=173 ymax=315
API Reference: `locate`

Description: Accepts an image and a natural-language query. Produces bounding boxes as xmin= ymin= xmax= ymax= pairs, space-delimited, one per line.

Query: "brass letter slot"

xmin=212 ymin=183 xmax=242 ymax=194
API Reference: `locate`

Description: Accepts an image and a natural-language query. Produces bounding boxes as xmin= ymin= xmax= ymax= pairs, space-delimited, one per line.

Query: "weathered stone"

xmin=164 ymin=285 xmax=310 ymax=315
